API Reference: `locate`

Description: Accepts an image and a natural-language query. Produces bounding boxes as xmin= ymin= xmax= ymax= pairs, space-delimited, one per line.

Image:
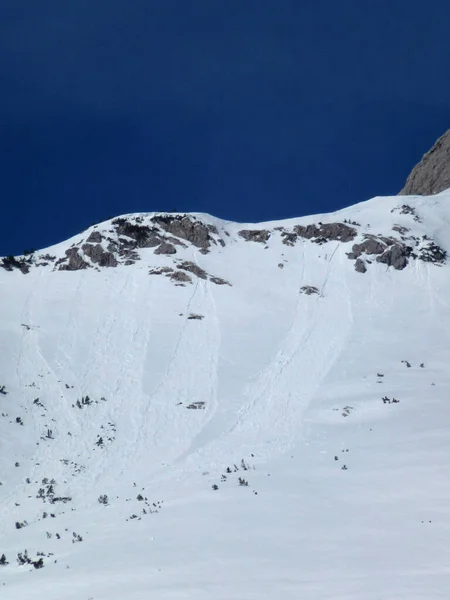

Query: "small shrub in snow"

xmin=238 ymin=478 xmax=248 ymax=486
xmin=98 ymin=494 xmax=108 ymax=505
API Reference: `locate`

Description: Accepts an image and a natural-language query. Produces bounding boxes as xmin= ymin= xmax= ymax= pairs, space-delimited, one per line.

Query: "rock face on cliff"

xmin=399 ymin=129 xmax=450 ymax=196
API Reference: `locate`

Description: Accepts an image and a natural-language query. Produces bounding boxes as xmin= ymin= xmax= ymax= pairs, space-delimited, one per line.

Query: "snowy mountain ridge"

xmin=1 ymin=191 xmax=450 ymax=599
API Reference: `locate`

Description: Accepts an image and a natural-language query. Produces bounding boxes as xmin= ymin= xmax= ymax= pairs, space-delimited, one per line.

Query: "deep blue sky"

xmin=1 ymin=1 xmax=450 ymax=255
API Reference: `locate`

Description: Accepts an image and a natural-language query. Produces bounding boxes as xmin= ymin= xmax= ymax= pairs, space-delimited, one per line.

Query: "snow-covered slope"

xmin=1 ymin=193 xmax=450 ymax=599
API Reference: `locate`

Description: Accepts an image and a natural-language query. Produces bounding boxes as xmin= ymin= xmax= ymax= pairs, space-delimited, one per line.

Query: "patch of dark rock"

xmin=40 ymin=254 xmax=56 ymax=262
xmin=149 ymin=267 xmax=173 ymax=275
xmin=170 ymin=271 xmax=192 ymax=284
xmin=187 ymin=313 xmax=204 ymax=320
xmin=280 ymin=231 xmax=298 ymax=246
xmin=113 ymin=219 xmax=162 ymax=248
xmin=348 ymin=234 xmax=412 ymax=271
xmin=376 ymin=243 xmax=412 ymax=270
xmin=209 ymin=276 xmax=231 ymax=286
xmin=154 ymin=242 xmax=177 ymax=255
xmin=82 ymin=244 xmax=118 ymax=267
xmin=354 ymin=258 xmax=367 ymax=273
xmin=293 ymin=222 xmax=357 ymax=244
xmin=278 ymin=263 xmax=284 ymax=268
xmin=347 ymin=236 xmax=388 ymax=259
xmin=177 ymin=261 xmax=208 ymax=280
xmin=391 ymin=204 xmax=421 ymax=222
xmin=207 ymin=224 xmax=219 ymax=235
xmin=186 ymin=401 xmax=206 ymax=409
xmin=300 ymin=285 xmax=319 ymax=295
xmin=86 ymin=231 xmax=103 ymax=243
xmin=57 ymin=248 xmax=89 ymax=271
xmin=152 ymin=215 xmax=218 ymax=250
xmin=418 ymin=241 xmax=446 ymax=264
xmin=238 ymin=229 xmax=271 ymax=243
xmin=1 ymin=255 xmax=31 ymax=274
xmin=392 ymin=225 xmax=410 ymax=235
xmin=399 ymin=129 xmax=450 ymax=195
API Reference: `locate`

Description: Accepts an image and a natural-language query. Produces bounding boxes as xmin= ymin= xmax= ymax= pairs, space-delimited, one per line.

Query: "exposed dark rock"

xmin=392 ymin=225 xmax=410 ymax=235
xmin=82 ymin=244 xmax=118 ymax=267
xmin=209 ymin=276 xmax=231 ymax=286
xmin=187 ymin=313 xmax=204 ymax=320
xmin=170 ymin=271 xmax=192 ymax=284
xmin=418 ymin=240 xmax=447 ymax=264
xmin=354 ymin=258 xmax=367 ymax=273
xmin=57 ymin=248 xmax=89 ymax=271
xmin=1 ymin=256 xmax=31 ymax=274
xmin=112 ymin=219 xmax=162 ymax=248
xmin=238 ymin=229 xmax=271 ymax=243
xmin=376 ymin=243 xmax=411 ymax=270
xmin=149 ymin=267 xmax=174 ymax=276
xmin=399 ymin=129 xmax=450 ymax=196
xmin=347 ymin=233 xmax=413 ymax=271
xmin=280 ymin=231 xmax=298 ymax=246
xmin=177 ymin=261 xmax=208 ymax=279
xmin=152 ymin=215 xmax=218 ymax=250
xmin=154 ymin=242 xmax=177 ymax=255
xmin=293 ymin=222 xmax=357 ymax=244
xmin=347 ymin=236 xmax=389 ymax=259
xmin=186 ymin=401 xmax=205 ymax=409
xmin=86 ymin=231 xmax=103 ymax=243
xmin=391 ymin=204 xmax=421 ymax=222
xmin=39 ymin=254 xmax=57 ymax=262
xmin=300 ymin=285 xmax=319 ymax=295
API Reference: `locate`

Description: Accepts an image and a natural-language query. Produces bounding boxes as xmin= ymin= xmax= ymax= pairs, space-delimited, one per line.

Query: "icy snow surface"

xmin=1 ymin=193 xmax=450 ymax=599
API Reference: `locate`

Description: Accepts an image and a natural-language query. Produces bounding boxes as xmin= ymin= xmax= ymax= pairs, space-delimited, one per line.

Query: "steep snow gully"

xmin=1 ymin=193 xmax=450 ymax=599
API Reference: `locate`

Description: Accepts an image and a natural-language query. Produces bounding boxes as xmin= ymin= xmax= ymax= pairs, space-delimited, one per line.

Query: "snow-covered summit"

xmin=1 ymin=192 xmax=450 ymax=599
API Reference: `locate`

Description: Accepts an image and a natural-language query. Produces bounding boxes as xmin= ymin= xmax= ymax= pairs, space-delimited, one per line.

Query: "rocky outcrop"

xmin=399 ymin=130 xmax=450 ymax=196
xmin=151 ymin=215 xmax=222 ymax=251
xmin=170 ymin=271 xmax=192 ymax=284
xmin=376 ymin=243 xmax=411 ymax=270
xmin=300 ymin=286 xmax=319 ymax=295
xmin=82 ymin=243 xmax=118 ymax=267
xmin=238 ymin=229 xmax=271 ymax=243
xmin=0 ymin=255 xmax=31 ymax=274
xmin=177 ymin=261 xmax=208 ymax=280
xmin=294 ymin=222 xmax=357 ymax=244
xmin=391 ymin=204 xmax=421 ymax=223
xmin=354 ymin=259 xmax=367 ymax=273
xmin=346 ymin=230 xmax=446 ymax=272
xmin=347 ymin=234 xmax=413 ymax=272
xmin=209 ymin=276 xmax=231 ymax=286
xmin=418 ymin=238 xmax=447 ymax=264
xmin=86 ymin=231 xmax=103 ymax=244
xmin=154 ymin=242 xmax=176 ymax=255
xmin=112 ymin=218 xmax=164 ymax=248
xmin=57 ymin=248 xmax=89 ymax=271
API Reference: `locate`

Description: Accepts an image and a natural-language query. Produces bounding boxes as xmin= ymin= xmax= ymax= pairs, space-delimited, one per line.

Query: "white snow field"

xmin=1 ymin=192 xmax=450 ymax=599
